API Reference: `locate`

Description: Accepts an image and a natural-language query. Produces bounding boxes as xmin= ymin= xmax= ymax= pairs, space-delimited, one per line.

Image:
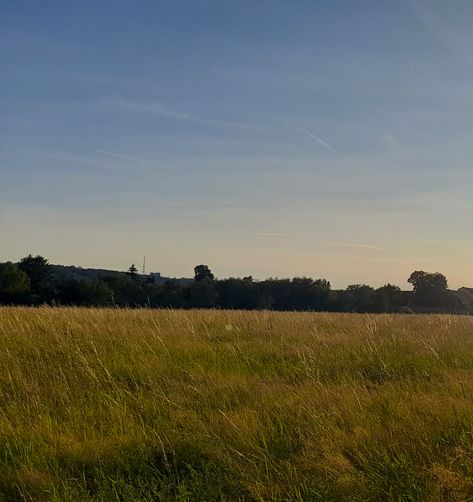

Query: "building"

xmin=452 ymin=287 xmax=473 ymax=314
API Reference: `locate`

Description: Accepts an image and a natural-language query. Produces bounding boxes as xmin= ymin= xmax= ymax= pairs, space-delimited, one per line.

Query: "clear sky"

xmin=2 ymin=0 xmax=473 ymax=288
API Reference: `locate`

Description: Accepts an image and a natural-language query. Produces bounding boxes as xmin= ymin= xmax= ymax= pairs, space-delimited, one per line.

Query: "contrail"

xmin=283 ymin=120 xmax=337 ymax=153
xmin=97 ymin=149 xmax=187 ymax=173
xmin=103 ymin=97 xmax=264 ymax=130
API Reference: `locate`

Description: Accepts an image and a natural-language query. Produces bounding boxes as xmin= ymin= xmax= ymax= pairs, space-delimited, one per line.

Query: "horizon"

xmin=3 ymin=1 xmax=473 ymax=289
xmin=6 ymin=254 xmax=472 ymax=292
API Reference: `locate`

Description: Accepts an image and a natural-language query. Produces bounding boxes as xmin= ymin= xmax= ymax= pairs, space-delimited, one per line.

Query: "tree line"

xmin=0 ymin=255 xmax=459 ymax=313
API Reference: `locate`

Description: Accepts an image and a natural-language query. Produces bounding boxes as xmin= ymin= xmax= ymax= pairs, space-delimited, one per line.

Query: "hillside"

xmin=49 ymin=264 xmax=193 ymax=286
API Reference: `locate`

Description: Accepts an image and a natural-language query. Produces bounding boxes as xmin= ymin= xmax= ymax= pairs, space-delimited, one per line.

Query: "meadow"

xmin=1 ymin=308 xmax=473 ymax=501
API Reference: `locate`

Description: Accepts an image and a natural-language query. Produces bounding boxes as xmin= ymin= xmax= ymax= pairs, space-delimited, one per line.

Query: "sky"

xmin=2 ymin=0 xmax=473 ymax=288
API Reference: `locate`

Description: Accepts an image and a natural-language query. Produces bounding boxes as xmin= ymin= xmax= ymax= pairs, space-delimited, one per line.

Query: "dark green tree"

xmin=288 ymin=277 xmax=331 ymax=311
xmin=194 ymin=265 xmax=214 ymax=282
xmin=216 ymin=277 xmax=259 ymax=309
xmin=258 ymin=278 xmax=291 ymax=310
xmin=345 ymin=284 xmax=375 ymax=312
xmin=190 ymin=265 xmax=217 ymax=307
xmin=58 ymin=279 xmax=113 ymax=306
xmin=127 ymin=264 xmax=138 ymax=279
xmin=18 ymin=255 xmax=51 ymax=288
xmin=18 ymin=255 xmax=53 ymax=301
xmin=408 ymin=271 xmax=447 ymax=292
xmin=372 ymin=284 xmax=403 ymax=312
xmin=0 ymin=262 xmax=31 ymax=303
xmin=160 ymin=280 xmax=186 ymax=308
xmin=408 ymin=271 xmax=449 ymax=308
xmin=190 ymin=280 xmax=218 ymax=308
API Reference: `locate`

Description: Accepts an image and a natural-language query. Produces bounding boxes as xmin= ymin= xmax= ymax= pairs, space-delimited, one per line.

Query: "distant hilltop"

xmin=49 ymin=264 xmax=194 ymax=287
xmin=2 ymin=256 xmax=473 ymax=314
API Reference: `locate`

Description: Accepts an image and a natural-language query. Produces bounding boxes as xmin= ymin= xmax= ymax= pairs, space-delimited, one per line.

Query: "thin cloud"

xmin=326 ymin=241 xmax=384 ymax=251
xmin=283 ymin=120 xmax=338 ymax=153
xmin=104 ymin=96 xmax=261 ymax=130
xmin=380 ymin=134 xmax=403 ymax=149
xmin=97 ymin=150 xmax=187 ymax=173
xmin=254 ymin=232 xmax=290 ymax=237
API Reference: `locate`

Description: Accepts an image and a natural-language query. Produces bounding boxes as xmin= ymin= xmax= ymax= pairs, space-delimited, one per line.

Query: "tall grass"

xmin=1 ymin=308 xmax=473 ymax=500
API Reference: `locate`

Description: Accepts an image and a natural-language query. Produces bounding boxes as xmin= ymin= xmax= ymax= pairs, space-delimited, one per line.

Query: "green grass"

xmin=1 ymin=308 xmax=473 ymax=500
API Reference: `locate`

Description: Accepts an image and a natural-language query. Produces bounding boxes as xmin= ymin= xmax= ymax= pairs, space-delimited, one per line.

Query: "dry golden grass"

xmin=1 ymin=307 xmax=473 ymax=500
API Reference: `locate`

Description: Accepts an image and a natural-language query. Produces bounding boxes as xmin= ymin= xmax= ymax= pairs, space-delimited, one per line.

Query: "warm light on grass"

xmin=1 ymin=307 xmax=473 ymax=500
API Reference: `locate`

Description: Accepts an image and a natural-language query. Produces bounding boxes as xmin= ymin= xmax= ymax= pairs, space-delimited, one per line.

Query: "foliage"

xmin=194 ymin=264 xmax=214 ymax=282
xmin=58 ymin=279 xmax=113 ymax=306
xmin=408 ymin=271 xmax=450 ymax=308
xmin=189 ymin=279 xmax=218 ymax=308
xmin=408 ymin=271 xmax=448 ymax=292
xmin=216 ymin=277 xmax=259 ymax=309
xmin=0 ymin=257 xmax=461 ymax=313
xmin=18 ymin=254 xmax=53 ymax=302
xmin=127 ymin=264 xmax=138 ymax=279
xmin=0 ymin=262 xmax=30 ymax=303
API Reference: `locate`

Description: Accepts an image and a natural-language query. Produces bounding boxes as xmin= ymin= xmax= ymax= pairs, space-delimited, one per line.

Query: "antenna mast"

xmin=142 ymin=256 xmax=146 ymax=275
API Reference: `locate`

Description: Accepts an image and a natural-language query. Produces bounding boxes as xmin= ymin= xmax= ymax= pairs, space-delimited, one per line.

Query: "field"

xmin=1 ymin=309 xmax=473 ymax=500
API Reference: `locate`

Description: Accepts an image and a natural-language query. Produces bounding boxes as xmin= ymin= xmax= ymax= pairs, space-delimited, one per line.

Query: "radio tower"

xmin=142 ymin=256 xmax=146 ymax=275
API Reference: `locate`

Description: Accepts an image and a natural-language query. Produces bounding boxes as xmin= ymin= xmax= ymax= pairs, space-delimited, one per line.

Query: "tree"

xmin=372 ymin=284 xmax=403 ymax=312
xmin=408 ymin=271 xmax=448 ymax=292
xmin=18 ymin=255 xmax=51 ymax=289
xmin=58 ymin=279 xmax=114 ymax=306
xmin=160 ymin=280 xmax=186 ymax=308
xmin=190 ymin=280 xmax=218 ymax=308
xmin=288 ymin=277 xmax=331 ymax=311
xmin=190 ymin=265 xmax=216 ymax=307
xmin=18 ymin=255 xmax=53 ymax=302
xmin=127 ymin=264 xmax=138 ymax=279
xmin=259 ymin=278 xmax=291 ymax=310
xmin=345 ymin=284 xmax=375 ymax=312
xmin=194 ymin=265 xmax=214 ymax=282
xmin=216 ymin=277 xmax=258 ymax=309
xmin=103 ymin=274 xmax=143 ymax=305
xmin=408 ymin=271 xmax=449 ymax=309
xmin=0 ymin=262 xmax=30 ymax=303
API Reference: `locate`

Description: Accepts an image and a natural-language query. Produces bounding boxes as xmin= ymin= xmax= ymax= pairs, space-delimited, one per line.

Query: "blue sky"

xmin=2 ymin=0 xmax=473 ymax=287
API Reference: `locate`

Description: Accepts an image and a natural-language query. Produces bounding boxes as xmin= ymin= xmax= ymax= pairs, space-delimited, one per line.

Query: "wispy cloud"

xmin=326 ymin=240 xmax=384 ymax=251
xmin=103 ymin=96 xmax=261 ymax=129
xmin=97 ymin=150 xmax=188 ymax=173
xmin=283 ymin=120 xmax=338 ymax=153
xmin=379 ymin=133 xmax=403 ymax=149
xmin=254 ymin=232 xmax=290 ymax=237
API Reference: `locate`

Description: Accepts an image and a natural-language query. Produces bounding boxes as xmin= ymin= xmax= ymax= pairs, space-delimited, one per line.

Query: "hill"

xmin=49 ymin=263 xmax=193 ymax=286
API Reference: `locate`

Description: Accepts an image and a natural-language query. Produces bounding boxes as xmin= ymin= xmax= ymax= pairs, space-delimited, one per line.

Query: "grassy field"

xmin=1 ymin=308 xmax=473 ymax=501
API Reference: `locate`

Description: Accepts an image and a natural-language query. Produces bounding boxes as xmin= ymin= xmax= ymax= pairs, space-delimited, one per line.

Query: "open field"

xmin=1 ymin=309 xmax=473 ymax=500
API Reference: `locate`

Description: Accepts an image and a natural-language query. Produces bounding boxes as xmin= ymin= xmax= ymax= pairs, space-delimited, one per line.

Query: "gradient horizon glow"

xmin=2 ymin=0 xmax=473 ymax=288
